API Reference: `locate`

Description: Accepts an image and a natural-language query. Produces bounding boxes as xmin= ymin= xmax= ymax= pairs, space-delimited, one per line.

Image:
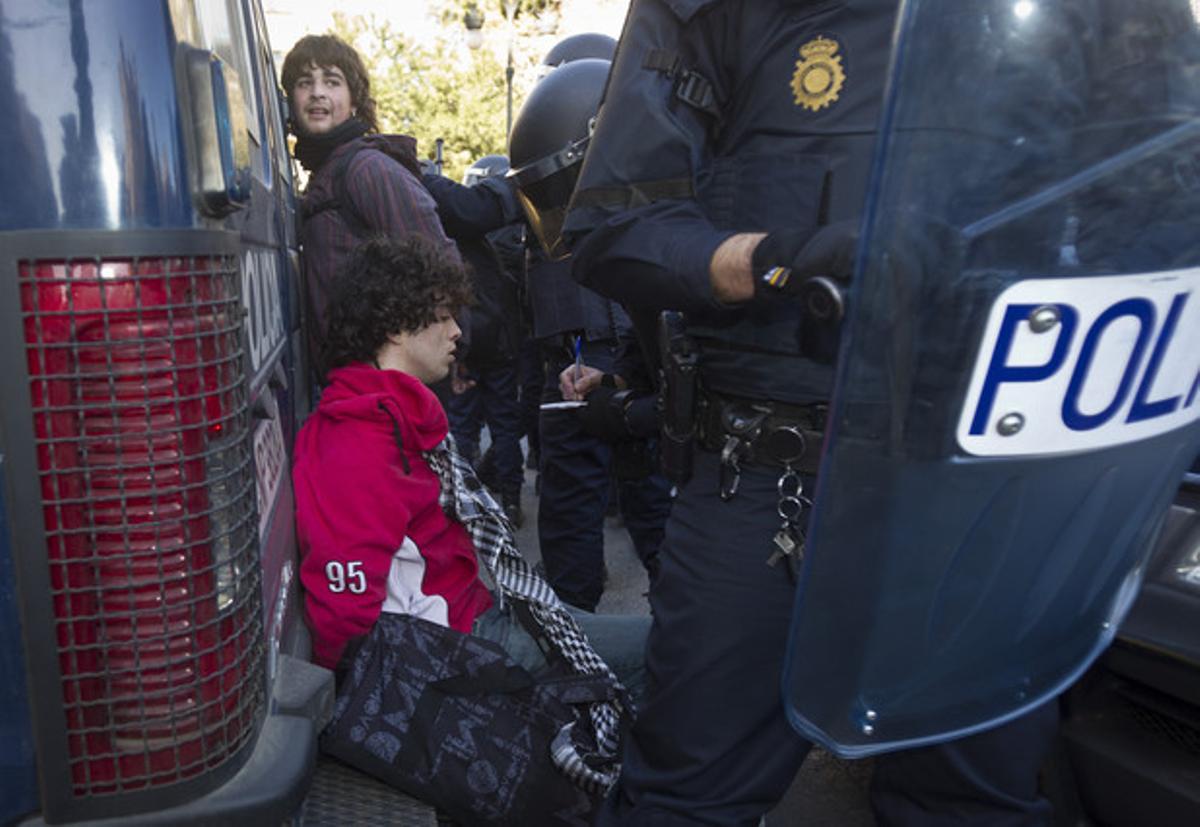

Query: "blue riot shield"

xmin=784 ymin=0 xmax=1200 ymax=757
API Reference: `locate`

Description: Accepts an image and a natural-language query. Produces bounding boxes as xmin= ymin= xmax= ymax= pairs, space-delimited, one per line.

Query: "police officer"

xmin=558 ymin=1 xmax=1101 ymax=824
xmin=444 ymin=155 xmax=528 ymax=525
xmin=509 ymin=44 xmax=672 ymax=610
xmin=417 ymin=153 xmax=521 ymax=413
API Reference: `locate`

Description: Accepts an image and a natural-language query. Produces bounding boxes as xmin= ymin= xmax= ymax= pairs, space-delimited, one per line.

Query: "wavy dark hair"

xmin=320 ymin=234 xmax=473 ymax=380
xmin=281 ymin=34 xmax=378 ymax=133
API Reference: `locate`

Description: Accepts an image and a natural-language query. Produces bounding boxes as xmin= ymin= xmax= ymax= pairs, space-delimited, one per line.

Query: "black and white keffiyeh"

xmin=425 ymin=435 xmax=630 ymax=792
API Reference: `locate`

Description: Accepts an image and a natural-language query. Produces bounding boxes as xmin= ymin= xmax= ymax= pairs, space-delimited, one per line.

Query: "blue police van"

xmin=1048 ymin=461 xmax=1200 ymax=827
xmin=0 ymin=1 xmax=332 ymax=823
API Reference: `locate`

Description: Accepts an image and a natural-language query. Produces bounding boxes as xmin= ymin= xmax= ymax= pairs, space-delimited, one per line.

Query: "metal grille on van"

xmin=1129 ymin=699 xmax=1200 ymax=756
xmin=18 ymin=255 xmax=264 ymax=795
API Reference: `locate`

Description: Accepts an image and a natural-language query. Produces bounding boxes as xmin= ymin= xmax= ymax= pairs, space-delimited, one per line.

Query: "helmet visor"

xmin=509 ymin=136 xmax=589 ymax=260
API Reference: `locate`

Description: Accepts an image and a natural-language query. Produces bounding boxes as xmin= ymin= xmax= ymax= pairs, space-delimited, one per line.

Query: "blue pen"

xmin=572 ymin=335 xmax=584 ymax=385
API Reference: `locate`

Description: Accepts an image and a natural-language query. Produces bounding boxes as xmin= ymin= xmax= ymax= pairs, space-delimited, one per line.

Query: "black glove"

xmin=752 ymin=215 xmax=964 ymax=319
xmin=622 ymin=394 xmax=660 ymax=438
xmin=752 ymin=220 xmax=860 ymax=321
xmin=577 ymin=378 xmax=635 ymax=442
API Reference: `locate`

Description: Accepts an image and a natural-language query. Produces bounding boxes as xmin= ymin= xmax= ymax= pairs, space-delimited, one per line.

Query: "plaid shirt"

xmin=300 ymin=136 xmax=459 ymax=342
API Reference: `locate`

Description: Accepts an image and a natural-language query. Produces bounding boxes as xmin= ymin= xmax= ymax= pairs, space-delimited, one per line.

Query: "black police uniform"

xmin=564 ymin=0 xmax=1063 ymax=823
xmin=527 ymin=247 xmax=672 ymax=610
xmin=444 ymin=220 xmax=526 ymax=512
xmin=419 ymin=171 xmax=519 ymax=411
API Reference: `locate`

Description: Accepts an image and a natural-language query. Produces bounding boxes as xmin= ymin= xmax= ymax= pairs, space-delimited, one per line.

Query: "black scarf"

xmin=294 ymin=117 xmax=370 ymax=173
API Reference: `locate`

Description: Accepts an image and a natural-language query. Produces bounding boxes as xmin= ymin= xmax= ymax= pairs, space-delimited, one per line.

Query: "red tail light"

xmin=19 ymin=255 xmax=263 ymax=795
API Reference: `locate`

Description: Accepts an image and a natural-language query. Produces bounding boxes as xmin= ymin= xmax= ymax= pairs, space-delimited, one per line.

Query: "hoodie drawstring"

xmin=377 ymin=400 xmax=412 ymax=475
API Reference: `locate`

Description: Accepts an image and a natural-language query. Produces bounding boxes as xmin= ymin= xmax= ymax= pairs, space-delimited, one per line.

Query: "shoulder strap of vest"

xmin=642 ymin=48 xmax=723 ymax=122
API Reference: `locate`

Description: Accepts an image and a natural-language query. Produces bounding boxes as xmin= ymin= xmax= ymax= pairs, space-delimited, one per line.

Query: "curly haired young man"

xmin=292 ymin=234 xmax=648 ymax=698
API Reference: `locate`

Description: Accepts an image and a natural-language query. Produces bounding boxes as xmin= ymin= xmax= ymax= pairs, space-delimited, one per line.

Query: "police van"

xmin=1048 ymin=460 xmax=1200 ymax=827
xmin=0 ymin=1 xmax=326 ymax=822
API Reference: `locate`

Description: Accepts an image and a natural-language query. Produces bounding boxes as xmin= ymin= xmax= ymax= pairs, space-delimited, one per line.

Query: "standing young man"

xmin=282 ymin=34 xmax=516 ymax=368
xmin=282 ymin=35 xmax=456 ymax=353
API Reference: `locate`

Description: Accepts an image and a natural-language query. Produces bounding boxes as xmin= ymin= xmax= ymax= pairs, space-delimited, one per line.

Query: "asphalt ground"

xmin=511 ymin=464 xmax=876 ymax=826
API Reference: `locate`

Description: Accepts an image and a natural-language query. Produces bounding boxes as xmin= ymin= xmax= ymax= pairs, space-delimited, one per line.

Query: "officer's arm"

xmin=423 ymin=174 xmax=520 ymax=239
xmin=709 ymin=232 xmax=767 ymax=304
xmin=568 ymin=204 xmax=741 ymax=315
xmin=573 ymin=225 xmax=764 ymax=308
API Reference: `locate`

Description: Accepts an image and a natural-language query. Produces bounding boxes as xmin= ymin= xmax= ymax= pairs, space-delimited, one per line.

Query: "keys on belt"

xmin=768 ymin=465 xmax=812 ymax=579
xmin=703 ymin=397 xmax=825 ymax=471
xmin=716 ymin=403 xmax=816 ymax=501
xmin=717 ymin=406 xmax=767 ymax=501
xmin=712 ymin=403 xmax=815 ymax=579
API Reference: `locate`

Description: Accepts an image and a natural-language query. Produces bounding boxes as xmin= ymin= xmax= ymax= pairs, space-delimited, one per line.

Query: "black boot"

xmin=501 ymin=490 xmax=524 ymax=529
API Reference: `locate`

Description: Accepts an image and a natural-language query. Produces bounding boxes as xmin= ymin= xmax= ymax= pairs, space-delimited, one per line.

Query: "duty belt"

xmin=697 ymin=391 xmax=827 ymax=479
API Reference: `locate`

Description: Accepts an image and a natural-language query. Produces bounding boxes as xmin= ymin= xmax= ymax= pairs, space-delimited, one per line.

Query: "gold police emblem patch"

xmin=791 ymin=35 xmax=845 ymax=112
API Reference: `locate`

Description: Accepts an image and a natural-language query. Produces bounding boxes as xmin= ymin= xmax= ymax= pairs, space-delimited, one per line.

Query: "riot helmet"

xmin=538 ymin=32 xmax=617 ymax=78
xmin=462 ymin=154 xmax=510 ymax=187
xmin=508 ymin=57 xmax=610 ymax=259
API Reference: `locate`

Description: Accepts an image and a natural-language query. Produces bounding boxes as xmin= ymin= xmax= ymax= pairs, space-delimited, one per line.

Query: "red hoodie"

xmin=293 ymin=364 xmax=493 ymax=668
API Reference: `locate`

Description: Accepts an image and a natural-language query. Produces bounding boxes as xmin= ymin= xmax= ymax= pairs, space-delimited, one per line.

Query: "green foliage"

xmin=330 ymin=3 xmax=554 ymax=183
xmin=441 ymin=0 xmax=563 ymax=28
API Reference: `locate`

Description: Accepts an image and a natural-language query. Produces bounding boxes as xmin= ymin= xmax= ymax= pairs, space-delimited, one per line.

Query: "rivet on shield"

xmin=997 ymin=413 xmax=1025 ymax=436
xmin=865 ymin=709 xmax=878 ymax=722
xmin=862 ymin=724 xmax=875 ymax=736
xmin=1027 ymin=305 xmax=1060 ymax=333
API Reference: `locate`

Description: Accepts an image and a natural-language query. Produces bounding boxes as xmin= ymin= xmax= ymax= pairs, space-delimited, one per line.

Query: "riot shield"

xmin=784 ymin=0 xmax=1200 ymax=757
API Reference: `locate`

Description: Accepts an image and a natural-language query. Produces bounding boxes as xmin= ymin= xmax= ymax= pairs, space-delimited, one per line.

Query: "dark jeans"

xmin=537 ymin=337 xmax=672 ymax=611
xmin=473 ymin=601 xmax=649 ymax=707
xmin=597 ymin=450 xmax=1057 ymax=826
xmin=446 ymin=359 xmax=524 ymax=497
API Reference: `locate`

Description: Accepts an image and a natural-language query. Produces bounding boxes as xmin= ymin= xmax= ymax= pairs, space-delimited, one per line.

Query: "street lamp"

xmin=463 ymin=1 xmax=518 ymax=140
xmin=463 ymin=5 xmax=485 ymax=50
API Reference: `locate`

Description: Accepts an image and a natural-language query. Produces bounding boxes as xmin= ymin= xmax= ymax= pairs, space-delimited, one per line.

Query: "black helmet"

xmin=508 ymin=58 xmax=610 ymax=259
xmin=462 ymin=154 xmax=510 ymax=187
xmin=539 ymin=33 xmax=617 ymax=77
